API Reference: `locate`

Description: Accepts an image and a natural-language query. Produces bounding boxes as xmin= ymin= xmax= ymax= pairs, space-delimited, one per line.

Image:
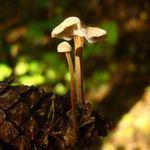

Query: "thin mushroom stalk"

xmin=74 ymin=36 xmax=85 ymax=106
xmin=65 ymin=52 xmax=77 ymax=131
xmin=57 ymin=42 xmax=77 ymax=133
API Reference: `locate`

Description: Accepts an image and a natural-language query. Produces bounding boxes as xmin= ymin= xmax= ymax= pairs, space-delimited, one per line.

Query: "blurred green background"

xmin=0 ymin=0 xmax=150 ymax=149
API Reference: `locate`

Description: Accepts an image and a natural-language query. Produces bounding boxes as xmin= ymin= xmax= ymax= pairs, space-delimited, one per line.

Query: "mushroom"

xmin=85 ymin=27 xmax=106 ymax=43
xmin=51 ymin=16 xmax=106 ymax=106
xmin=51 ymin=17 xmax=87 ymax=41
xmin=57 ymin=41 xmax=77 ymax=132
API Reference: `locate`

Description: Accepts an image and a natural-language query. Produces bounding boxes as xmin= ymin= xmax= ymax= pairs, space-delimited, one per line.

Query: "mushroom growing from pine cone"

xmin=57 ymin=41 xmax=77 ymax=133
xmin=51 ymin=16 xmax=106 ymax=106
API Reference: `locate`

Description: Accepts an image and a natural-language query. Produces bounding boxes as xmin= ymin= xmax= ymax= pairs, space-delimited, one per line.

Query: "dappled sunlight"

xmin=15 ymin=59 xmax=29 ymax=75
xmin=46 ymin=69 xmax=57 ymax=80
xmin=101 ymin=87 xmax=150 ymax=150
xmin=54 ymin=83 xmax=67 ymax=95
xmin=19 ymin=74 xmax=45 ymax=86
xmin=0 ymin=63 xmax=12 ymax=80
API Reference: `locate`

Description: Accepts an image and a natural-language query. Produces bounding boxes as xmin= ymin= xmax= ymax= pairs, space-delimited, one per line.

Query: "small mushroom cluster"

xmin=51 ymin=17 xmax=106 ymax=134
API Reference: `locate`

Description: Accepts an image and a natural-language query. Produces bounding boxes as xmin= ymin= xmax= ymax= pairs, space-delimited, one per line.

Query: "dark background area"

xmin=0 ymin=0 xmax=150 ymax=149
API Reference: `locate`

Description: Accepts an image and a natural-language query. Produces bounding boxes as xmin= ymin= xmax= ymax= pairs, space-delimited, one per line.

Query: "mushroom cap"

xmin=51 ymin=16 xmax=107 ymax=43
xmin=85 ymin=27 xmax=107 ymax=43
xmin=57 ymin=41 xmax=72 ymax=53
xmin=51 ymin=17 xmax=87 ymax=41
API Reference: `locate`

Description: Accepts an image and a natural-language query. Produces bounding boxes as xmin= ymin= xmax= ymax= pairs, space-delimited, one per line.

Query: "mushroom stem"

xmin=74 ymin=35 xmax=85 ymax=106
xmin=65 ymin=53 xmax=77 ymax=132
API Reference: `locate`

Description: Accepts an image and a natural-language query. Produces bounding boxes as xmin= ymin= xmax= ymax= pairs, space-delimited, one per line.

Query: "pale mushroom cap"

xmin=85 ymin=27 xmax=107 ymax=43
xmin=57 ymin=41 xmax=72 ymax=53
xmin=51 ymin=16 xmax=107 ymax=43
xmin=51 ymin=17 xmax=87 ymax=41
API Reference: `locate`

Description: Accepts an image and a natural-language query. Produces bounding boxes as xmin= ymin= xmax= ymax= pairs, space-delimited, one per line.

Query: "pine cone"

xmin=0 ymin=79 xmax=69 ymax=150
xmin=0 ymin=78 xmax=112 ymax=150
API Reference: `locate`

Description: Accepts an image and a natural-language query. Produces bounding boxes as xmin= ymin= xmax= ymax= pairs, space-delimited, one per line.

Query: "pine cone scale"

xmin=6 ymin=102 xmax=30 ymax=127
xmin=0 ymin=89 xmax=20 ymax=110
xmin=0 ymin=121 xmax=19 ymax=143
xmin=0 ymin=109 xmax=6 ymax=125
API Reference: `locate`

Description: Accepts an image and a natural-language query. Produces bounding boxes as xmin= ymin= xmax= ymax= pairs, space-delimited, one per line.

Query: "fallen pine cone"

xmin=0 ymin=77 xmax=112 ymax=150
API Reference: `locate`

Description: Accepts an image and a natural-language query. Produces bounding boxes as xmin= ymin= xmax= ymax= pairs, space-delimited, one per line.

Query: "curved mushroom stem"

xmin=65 ymin=53 xmax=77 ymax=132
xmin=74 ymin=35 xmax=85 ymax=106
